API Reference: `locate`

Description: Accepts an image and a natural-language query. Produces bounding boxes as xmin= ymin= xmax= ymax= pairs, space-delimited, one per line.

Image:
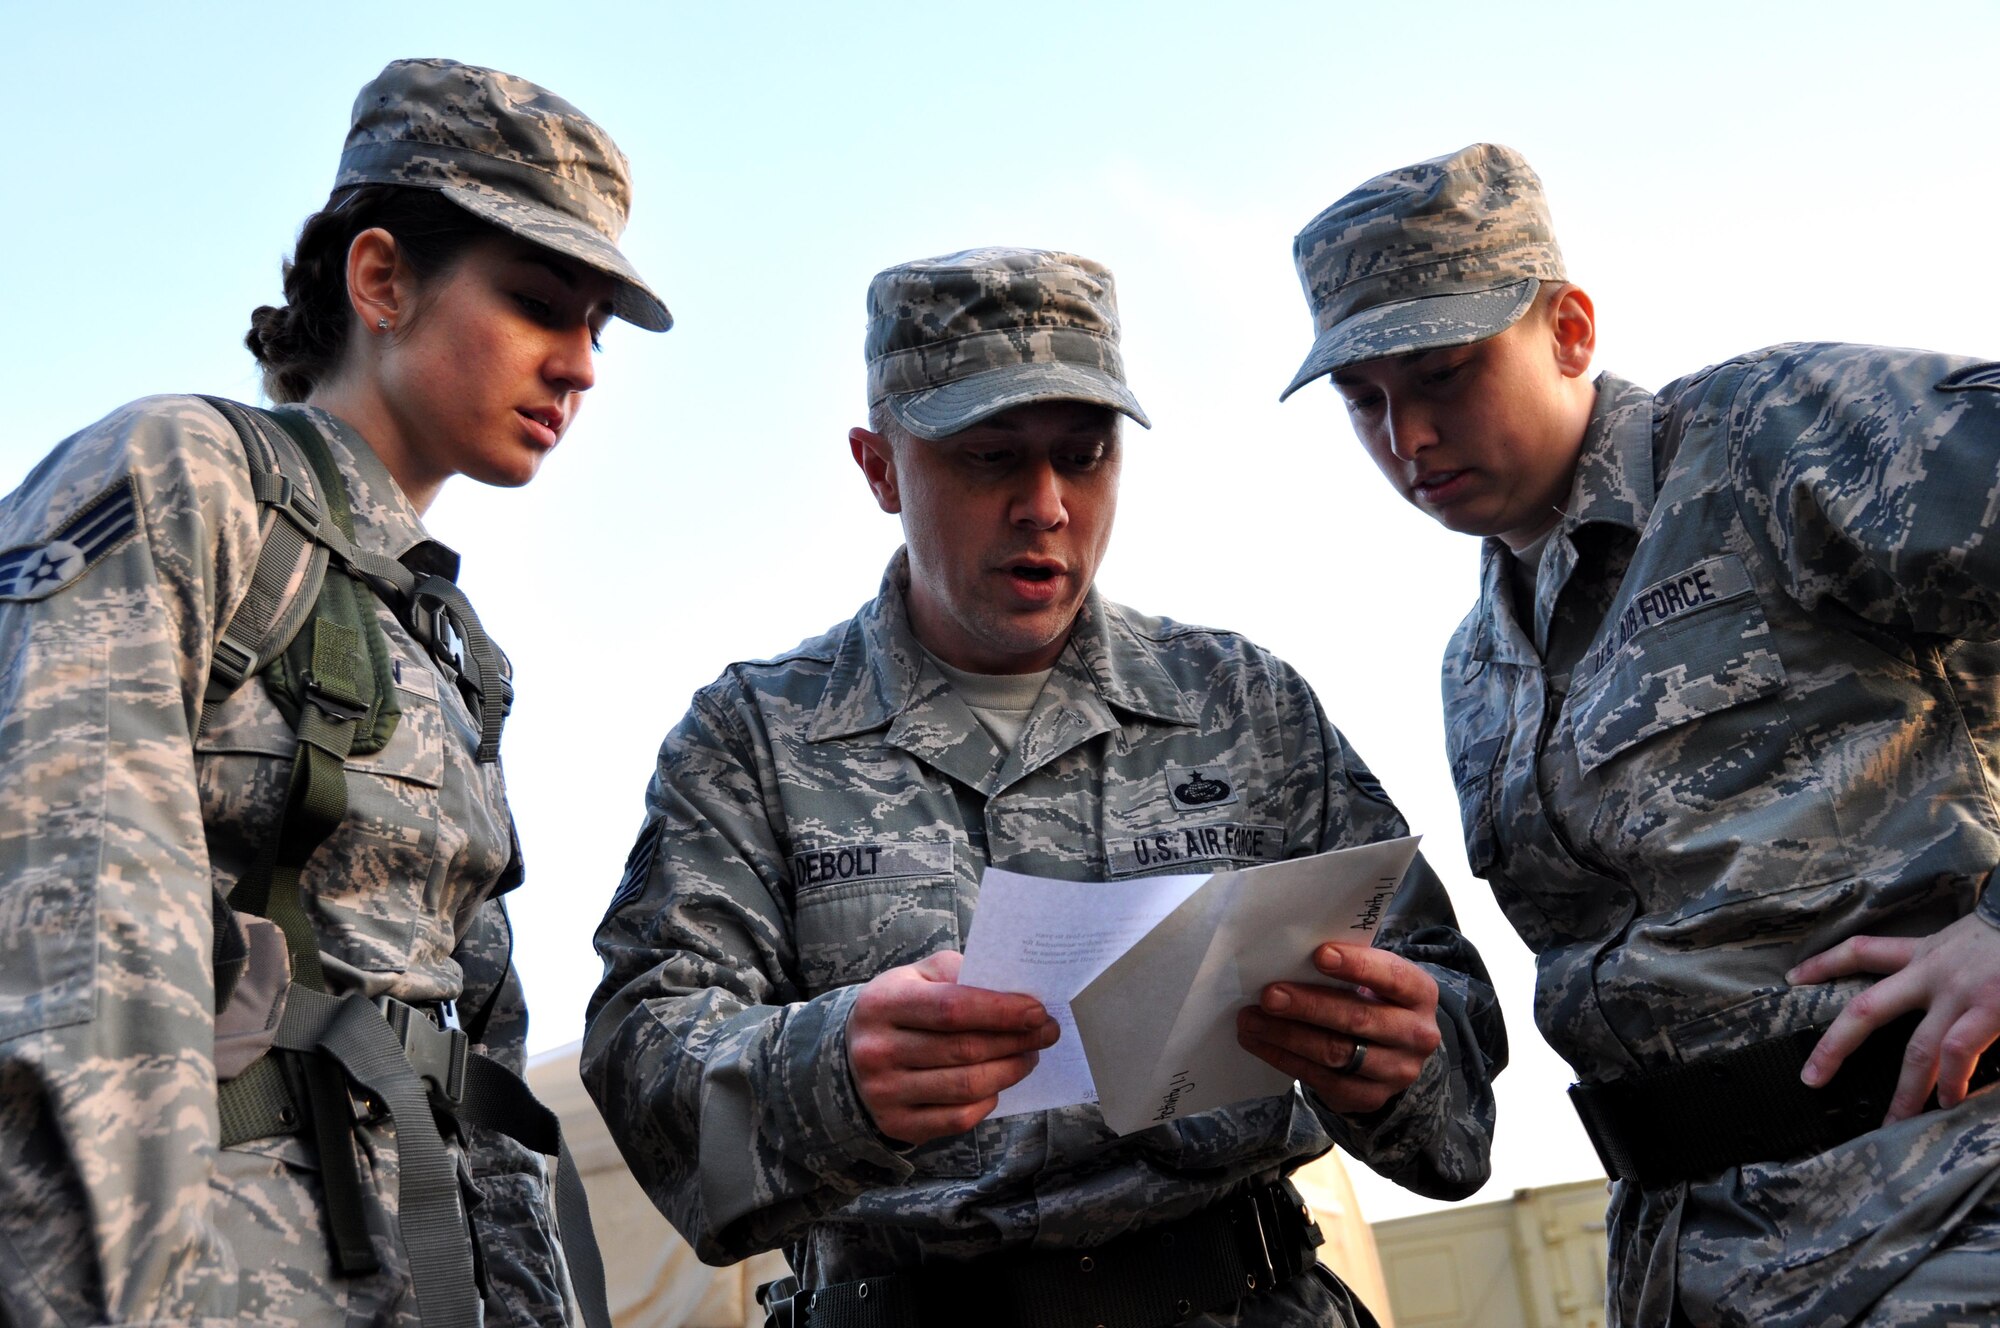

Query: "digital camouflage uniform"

xmin=0 ymin=396 xmax=573 ymax=1326
xmin=584 ymin=551 xmax=1506 ymax=1327
xmin=1284 ymin=145 xmax=2000 ymax=1328
xmin=1441 ymin=351 xmax=2000 ymax=1327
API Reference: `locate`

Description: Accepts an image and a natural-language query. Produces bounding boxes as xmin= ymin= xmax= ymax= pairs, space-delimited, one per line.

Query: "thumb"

xmin=914 ymin=949 xmax=965 ymax=983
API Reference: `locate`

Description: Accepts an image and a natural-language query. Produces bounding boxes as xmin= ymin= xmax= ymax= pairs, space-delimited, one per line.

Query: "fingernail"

xmin=1784 ymin=967 xmax=1801 ymax=984
xmin=1264 ymin=987 xmax=1292 ymax=1012
xmin=1022 ymin=1006 xmax=1047 ymax=1031
xmin=1800 ymin=1062 xmax=1822 ymax=1087
xmin=1317 ymin=947 xmax=1341 ymax=973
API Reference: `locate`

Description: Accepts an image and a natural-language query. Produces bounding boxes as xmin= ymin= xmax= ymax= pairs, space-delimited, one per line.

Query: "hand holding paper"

xmin=1236 ymin=936 xmax=1443 ymax=1117
xmin=846 ymin=950 xmax=1061 ymax=1145
xmin=960 ymin=836 xmax=1423 ymax=1134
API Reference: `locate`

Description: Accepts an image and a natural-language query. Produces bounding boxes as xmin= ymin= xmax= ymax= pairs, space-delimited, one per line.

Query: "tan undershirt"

xmin=926 ymin=652 xmax=1053 ymax=750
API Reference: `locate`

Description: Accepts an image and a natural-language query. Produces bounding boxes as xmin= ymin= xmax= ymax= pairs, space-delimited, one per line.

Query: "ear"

xmin=344 ymin=227 xmax=414 ymax=333
xmin=850 ymin=427 xmax=901 ymax=514
xmin=1549 ymin=285 xmax=1597 ymax=380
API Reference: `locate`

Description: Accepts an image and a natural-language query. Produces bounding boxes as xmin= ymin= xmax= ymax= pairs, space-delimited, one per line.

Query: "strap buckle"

xmin=756 ymin=1276 xmax=801 ymax=1328
xmin=255 ymin=472 xmax=326 ymax=539
xmin=374 ymin=996 xmax=469 ymax=1106
xmin=303 ymin=676 xmax=370 ymax=723
xmin=209 ymin=636 xmax=257 ymax=694
xmin=1233 ymin=1182 xmax=1319 ymax=1293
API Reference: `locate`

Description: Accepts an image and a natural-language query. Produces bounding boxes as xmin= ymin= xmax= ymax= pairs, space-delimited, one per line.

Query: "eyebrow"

xmin=517 ymin=252 xmax=580 ymax=289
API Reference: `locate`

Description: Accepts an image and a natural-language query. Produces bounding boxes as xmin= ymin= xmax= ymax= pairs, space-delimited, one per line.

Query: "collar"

xmin=1559 ymin=372 xmax=1658 ymax=538
xmin=808 ymin=550 xmax=1197 ymax=774
xmin=1469 ymin=372 xmax=1655 ymax=663
xmin=283 ymin=405 xmax=448 ymax=568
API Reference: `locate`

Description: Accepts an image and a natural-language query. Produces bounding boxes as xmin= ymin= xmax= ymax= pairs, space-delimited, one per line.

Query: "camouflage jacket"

xmin=585 ymin=553 xmax=1505 ymax=1292
xmin=0 ymin=397 xmax=570 ymax=1326
xmin=1441 ymin=347 xmax=2000 ymax=1326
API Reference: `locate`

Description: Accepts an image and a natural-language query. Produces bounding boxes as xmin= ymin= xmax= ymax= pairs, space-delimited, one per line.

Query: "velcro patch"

xmin=1107 ymin=822 xmax=1286 ymax=876
xmin=1163 ymin=765 xmax=1238 ymax=812
xmin=790 ymin=841 xmax=954 ymax=894
xmin=0 ymin=479 xmax=139 ymax=602
xmin=1580 ymin=554 xmax=1753 ymax=678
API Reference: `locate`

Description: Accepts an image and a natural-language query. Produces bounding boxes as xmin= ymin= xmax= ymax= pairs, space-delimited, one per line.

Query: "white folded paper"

xmin=957 ymin=836 xmax=1419 ymax=1135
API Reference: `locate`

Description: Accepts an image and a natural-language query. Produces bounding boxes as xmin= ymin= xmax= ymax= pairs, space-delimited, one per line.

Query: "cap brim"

xmin=441 ymin=186 xmax=674 ymax=333
xmin=887 ymin=361 xmax=1152 ymax=440
xmin=1278 ymin=278 xmax=1538 ymax=402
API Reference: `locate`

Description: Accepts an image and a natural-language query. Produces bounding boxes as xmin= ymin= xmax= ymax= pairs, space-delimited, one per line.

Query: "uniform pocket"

xmin=0 ymin=635 xmax=107 ymax=1040
xmin=790 ymin=841 xmax=960 ymax=997
xmin=1449 ymin=733 xmax=1506 ymax=878
xmin=1570 ymin=593 xmax=1787 ymax=776
xmin=198 ymin=666 xmax=445 ymax=973
xmin=1562 ymin=581 xmax=1850 ymax=903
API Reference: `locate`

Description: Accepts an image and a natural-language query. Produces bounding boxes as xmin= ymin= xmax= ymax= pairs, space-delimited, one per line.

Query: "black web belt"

xmin=760 ymin=1180 xmax=1327 ymax=1328
xmin=1570 ymin=1011 xmax=2000 ymax=1188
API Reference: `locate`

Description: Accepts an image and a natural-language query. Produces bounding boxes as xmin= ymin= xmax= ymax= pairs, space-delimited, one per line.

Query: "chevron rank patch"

xmin=0 ymin=479 xmax=139 ymax=601
xmin=1937 ymin=361 xmax=2000 ymax=392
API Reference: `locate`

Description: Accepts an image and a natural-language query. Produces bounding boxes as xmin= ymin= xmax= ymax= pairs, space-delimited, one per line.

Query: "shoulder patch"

xmin=0 ymin=478 xmax=139 ymax=602
xmin=1937 ymin=362 xmax=2000 ymax=393
xmin=1347 ymin=767 xmax=1394 ymax=806
xmin=605 ymin=819 xmax=664 ymax=916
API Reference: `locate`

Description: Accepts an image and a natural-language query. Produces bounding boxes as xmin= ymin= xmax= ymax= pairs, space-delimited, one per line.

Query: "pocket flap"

xmin=1571 ymin=564 xmax=1785 ymax=775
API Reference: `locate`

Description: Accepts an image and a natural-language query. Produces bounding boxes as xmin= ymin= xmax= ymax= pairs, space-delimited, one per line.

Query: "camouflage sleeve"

xmin=1712 ymin=344 xmax=2000 ymax=924
xmin=1717 ymin=344 xmax=2000 ymax=640
xmin=581 ymin=682 xmax=917 ymax=1265
xmin=0 ymin=397 xmax=263 ymax=1324
xmin=1290 ymin=683 xmax=1506 ymax=1201
xmin=455 ymin=897 xmax=573 ymax=1328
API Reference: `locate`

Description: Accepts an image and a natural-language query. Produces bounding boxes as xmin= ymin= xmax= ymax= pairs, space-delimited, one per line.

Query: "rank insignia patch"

xmin=1164 ymin=765 xmax=1238 ymax=812
xmin=0 ymin=479 xmax=139 ymax=602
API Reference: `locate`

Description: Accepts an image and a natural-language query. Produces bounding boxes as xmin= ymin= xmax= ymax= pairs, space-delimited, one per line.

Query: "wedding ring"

xmin=1341 ymin=1038 xmax=1368 ymax=1075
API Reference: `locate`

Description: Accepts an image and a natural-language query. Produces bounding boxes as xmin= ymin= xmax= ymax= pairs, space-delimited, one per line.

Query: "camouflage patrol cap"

xmin=1279 ymin=143 xmax=1563 ymax=400
xmin=866 ymin=247 xmax=1150 ymax=439
xmin=338 ymin=57 xmax=671 ymax=332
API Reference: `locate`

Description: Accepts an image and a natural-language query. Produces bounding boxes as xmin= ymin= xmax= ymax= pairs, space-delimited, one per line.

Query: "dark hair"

xmin=246 ymin=185 xmax=500 ymax=404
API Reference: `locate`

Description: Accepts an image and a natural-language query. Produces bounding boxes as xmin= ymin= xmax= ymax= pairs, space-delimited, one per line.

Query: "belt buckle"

xmin=374 ymin=995 xmax=469 ymax=1106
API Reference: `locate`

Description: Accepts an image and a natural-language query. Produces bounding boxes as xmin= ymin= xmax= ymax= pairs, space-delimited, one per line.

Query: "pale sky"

xmin=9 ymin=0 xmax=1999 ymax=1224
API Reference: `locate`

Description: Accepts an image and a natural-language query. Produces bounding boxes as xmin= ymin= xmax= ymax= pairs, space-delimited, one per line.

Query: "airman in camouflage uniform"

xmin=1283 ymin=142 xmax=2000 ymax=1326
xmin=585 ymin=248 xmax=1506 ymax=1328
xmin=0 ymin=58 xmax=667 ymax=1326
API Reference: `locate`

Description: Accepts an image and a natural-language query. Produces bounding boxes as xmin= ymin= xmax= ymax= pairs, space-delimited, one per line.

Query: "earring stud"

xmin=376 ymin=317 xmax=391 ymax=332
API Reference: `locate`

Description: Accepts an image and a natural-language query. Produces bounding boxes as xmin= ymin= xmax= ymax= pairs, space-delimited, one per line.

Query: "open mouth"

xmin=1010 ymin=564 xmax=1058 ymax=583
xmin=518 ymin=407 xmax=563 ymax=440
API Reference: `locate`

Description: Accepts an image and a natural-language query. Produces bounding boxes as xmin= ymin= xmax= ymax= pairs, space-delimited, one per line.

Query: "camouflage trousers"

xmin=1611 ymin=1089 xmax=2000 ymax=1328
xmin=213 ymin=1131 xmax=423 ymax=1326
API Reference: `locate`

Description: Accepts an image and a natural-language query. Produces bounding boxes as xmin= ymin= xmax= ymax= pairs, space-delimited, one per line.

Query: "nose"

xmin=1384 ymin=397 xmax=1436 ymax=462
xmin=1011 ymin=458 xmax=1068 ymax=531
xmin=547 ymin=323 xmax=597 ymax=395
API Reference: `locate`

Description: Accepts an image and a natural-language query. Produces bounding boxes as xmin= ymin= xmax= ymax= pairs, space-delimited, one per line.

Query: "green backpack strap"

xmin=199 ymin=401 xmax=605 ymax=1325
xmin=203 ymin=398 xmax=397 ymax=1275
xmin=200 ymin=399 xmax=400 ymax=995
